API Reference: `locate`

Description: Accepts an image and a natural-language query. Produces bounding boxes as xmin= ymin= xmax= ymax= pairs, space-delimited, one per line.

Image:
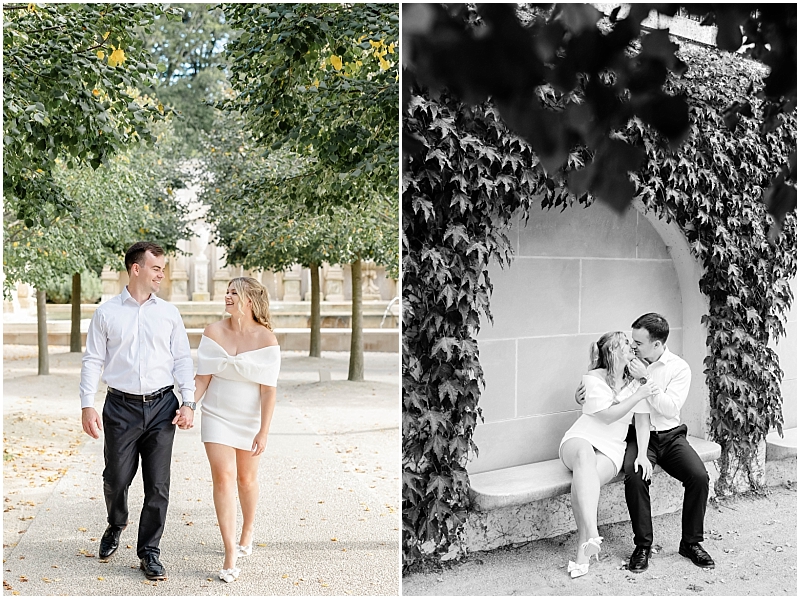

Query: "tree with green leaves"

xmin=142 ymin=3 xmax=232 ymax=154
xmin=3 ymin=2 xmax=182 ymax=229
xmin=4 ymin=123 xmax=193 ymax=371
xmin=3 ymin=2 xmax=186 ymax=373
xmin=220 ymin=3 xmax=399 ymax=209
xmin=198 ymin=111 xmax=397 ymax=377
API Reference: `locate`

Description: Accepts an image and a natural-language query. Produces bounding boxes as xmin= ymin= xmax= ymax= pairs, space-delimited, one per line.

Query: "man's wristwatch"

xmin=181 ymin=401 xmax=197 ymax=411
xmin=638 ymin=376 xmax=649 ymax=385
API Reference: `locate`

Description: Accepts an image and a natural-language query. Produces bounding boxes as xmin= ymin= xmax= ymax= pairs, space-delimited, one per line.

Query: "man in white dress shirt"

xmin=576 ymin=313 xmax=714 ymax=573
xmin=80 ymin=241 xmax=196 ymax=581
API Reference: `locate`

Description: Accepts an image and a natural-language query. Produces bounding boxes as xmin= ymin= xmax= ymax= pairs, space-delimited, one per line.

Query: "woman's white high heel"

xmin=236 ymin=544 xmax=253 ymax=557
xmin=218 ymin=567 xmax=241 ymax=583
xmin=581 ymin=536 xmax=604 ymax=560
xmin=567 ymin=560 xmax=590 ymax=578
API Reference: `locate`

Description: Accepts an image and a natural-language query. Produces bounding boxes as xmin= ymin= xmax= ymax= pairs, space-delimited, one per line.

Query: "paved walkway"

xmin=3 ymin=349 xmax=399 ymax=595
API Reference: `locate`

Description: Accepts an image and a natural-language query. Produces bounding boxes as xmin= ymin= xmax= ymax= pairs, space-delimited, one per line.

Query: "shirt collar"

xmin=121 ymin=286 xmax=157 ymax=305
xmin=652 ymin=346 xmax=675 ymax=366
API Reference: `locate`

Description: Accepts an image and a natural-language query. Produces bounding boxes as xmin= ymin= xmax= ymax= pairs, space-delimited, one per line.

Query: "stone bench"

xmin=765 ymin=427 xmax=797 ymax=487
xmin=465 ymin=436 xmax=721 ymax=552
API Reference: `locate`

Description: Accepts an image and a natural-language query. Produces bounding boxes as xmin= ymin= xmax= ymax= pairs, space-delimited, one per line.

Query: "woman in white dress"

xmin=192 ymin=276 xmax=280 ymax=583
xmin=558 ymin=331 xmax=655 ymax=578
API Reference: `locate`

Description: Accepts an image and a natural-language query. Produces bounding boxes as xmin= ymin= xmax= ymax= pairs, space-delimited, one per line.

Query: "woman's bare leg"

xmin=235 ymin=448 xmax=261 ymax=548
xmin=205 ymin=443 xmax=239 ymax=570
xmin=561 ymin=439 xmax=617 ymax=563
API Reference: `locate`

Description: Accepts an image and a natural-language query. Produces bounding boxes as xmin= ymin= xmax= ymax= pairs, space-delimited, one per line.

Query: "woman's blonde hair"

xmin=589 ymin=331 xmax=631 ymax=391
xmin=228 ymin=276 xmax=273 ymax=330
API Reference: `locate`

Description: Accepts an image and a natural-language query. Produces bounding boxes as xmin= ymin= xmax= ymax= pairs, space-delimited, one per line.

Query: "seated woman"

xmin=558 ymin=331 xmax=655 ymax=578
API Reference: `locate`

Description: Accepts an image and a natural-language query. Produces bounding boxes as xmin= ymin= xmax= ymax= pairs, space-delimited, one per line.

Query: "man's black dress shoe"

xmin=628 ymin=545 xmax=652 ymax=573
xmin=98 ymin=525 xmax=125 ymax=559
xmin=140 ymin=553 xmax=167 ymax=580
xmin=679 ymin=541 xmax=715 ymax=568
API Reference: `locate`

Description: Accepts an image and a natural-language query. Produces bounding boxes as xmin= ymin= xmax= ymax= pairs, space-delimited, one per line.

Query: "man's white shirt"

xmin=632 ymin=346 xmax=691 ymax=431
xmin=79 ymin=287 xmax=195 ymax=408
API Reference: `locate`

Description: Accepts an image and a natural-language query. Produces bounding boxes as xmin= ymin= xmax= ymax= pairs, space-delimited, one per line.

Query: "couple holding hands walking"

xmin=79 ymin=241 xmax=279 ymax=583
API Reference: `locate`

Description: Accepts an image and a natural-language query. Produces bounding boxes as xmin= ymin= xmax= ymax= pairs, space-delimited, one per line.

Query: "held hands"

xmin=172 ymin=406 xmax=194 ymax=430
xmin=634 ymin=453 xmax=653 ymax=481
xmin=251 ymin=430 xmax=268 ymax=456
xmin=81 ymin=407 xmax=103 ymax=439
xmin=635 ymin=380 xmax=659 ymax=400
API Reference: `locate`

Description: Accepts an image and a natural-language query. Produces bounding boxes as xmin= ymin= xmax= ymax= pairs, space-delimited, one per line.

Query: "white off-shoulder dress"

xmin=558 ymin=374 xmax=640 ymax=475
xmin=196 ymin=335 xmax=281 ymax=451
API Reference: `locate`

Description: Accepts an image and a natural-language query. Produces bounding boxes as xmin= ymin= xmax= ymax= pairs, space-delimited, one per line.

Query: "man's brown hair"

xmin=124 ymin=242 xmax=165 ymax=274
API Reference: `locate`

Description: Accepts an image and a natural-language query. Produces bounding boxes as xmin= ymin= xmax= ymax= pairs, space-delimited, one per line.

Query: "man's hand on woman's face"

xmin=628 ymin=358 xmax=648 ymax=379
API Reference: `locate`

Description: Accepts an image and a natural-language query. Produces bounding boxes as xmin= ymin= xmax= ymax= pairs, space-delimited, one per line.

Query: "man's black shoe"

xmin=679 ymin=541 xmax=715 ymax=568
xmin=628 ymin=545 xmax=652 ymax=573
xmin=98 ymin=525 xmax=126 ymax=559
xmin=140 ymin=553 xmax=167 ymax=580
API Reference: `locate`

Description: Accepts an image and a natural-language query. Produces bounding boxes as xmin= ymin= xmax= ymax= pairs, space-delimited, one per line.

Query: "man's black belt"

xmin=107 ymin=385 xmax=174 ymax=402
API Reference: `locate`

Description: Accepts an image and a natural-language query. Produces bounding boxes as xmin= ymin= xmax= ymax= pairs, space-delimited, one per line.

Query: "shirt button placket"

xmin=139 ymin=305 xmax=146 ymax=407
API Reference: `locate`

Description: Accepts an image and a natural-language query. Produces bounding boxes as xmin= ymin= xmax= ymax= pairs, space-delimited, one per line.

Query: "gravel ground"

xmin=402 ymin=484 xmax=797 ymax=596
xmin=3 ymin=346 xmax=400 ymax=596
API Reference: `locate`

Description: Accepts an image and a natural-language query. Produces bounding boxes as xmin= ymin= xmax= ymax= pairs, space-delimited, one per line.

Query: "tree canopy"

xmin=220 ymin=3 xmax=399 ymax=208
xmin=403 ymin=3 xmax=796 ymax=234
xmin=3 ymin=3 xmax=182 ymax=229
xmin=142 ymin=3 xmax=232 ymax=154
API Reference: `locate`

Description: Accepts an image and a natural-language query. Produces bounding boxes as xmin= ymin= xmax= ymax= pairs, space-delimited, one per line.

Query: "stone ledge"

xmin=766 ymin=428 xmax=797 ymax=461
xmin=3 ymin=327 xmax=399 ymax=353
xmin=469 ymin=436 xmax=721 ymax=512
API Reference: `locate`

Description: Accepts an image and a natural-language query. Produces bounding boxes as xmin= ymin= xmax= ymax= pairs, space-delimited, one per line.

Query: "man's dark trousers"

xmin=622 ymin=423 xmax=709 ymax=547
xmin=102 ymin=389 xmax=177 ymax=558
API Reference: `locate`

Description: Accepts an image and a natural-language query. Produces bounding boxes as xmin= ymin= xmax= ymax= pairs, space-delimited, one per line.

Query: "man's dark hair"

xmin=631 ymin=312 xmax=670 ymax=344
xmin=124 ymin=241 xmax=165 ymax=274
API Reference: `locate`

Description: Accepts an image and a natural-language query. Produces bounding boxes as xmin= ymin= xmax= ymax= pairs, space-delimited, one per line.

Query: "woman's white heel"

xmin=567 ymin=560 xmax=589 ymax=578
xmin=236 ymin=544 xmax=252 ymax=557
xmin=218 ymin=567 xmax=241 ymax=583
xmin=581 ymin=536 xmax=604 ymax=561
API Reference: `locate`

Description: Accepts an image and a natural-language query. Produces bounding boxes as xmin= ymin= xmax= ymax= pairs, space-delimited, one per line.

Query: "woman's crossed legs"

xmin=561 ymin=438 xmax=617 ymax=565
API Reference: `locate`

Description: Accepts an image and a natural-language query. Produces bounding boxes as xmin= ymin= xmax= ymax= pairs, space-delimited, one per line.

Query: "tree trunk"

xmin=348 ymin=258 xmax=364 ymax=381
xmin=309 ymin=262 xmax=321 ymax=358
xmin=70 ymin=272 xmax=81 ymax=353
xmin=37 ymin=288 xmax=49 ymax=375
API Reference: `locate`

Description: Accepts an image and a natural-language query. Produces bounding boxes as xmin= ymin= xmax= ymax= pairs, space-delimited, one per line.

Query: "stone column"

xmin=101 ymin=267 xmax=120 ymax=303
xmin=323 ymin=264 xmax=345 ymax=301
xmin=170 ymin=242 xmax=189 ymax=302
xmin=191 ymin=230 xmax=211 ymax=302
xmin=212 ymin=244 xmax=230 ymax=301
xmin=362 ymin=261 xmax=382 ymax=301
xmin=283 ymin=264 xmax=302 ymax=301
xmin=17 ymin=282 xmax=31 ymax=310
